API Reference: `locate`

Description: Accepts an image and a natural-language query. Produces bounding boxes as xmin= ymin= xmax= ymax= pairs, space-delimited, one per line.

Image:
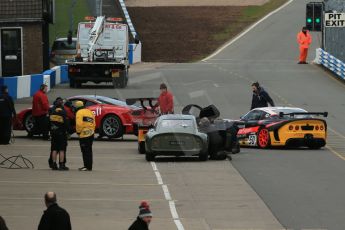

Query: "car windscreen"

xmin=158 ymin=119 xmax=194 ymax=132
xmin=52 ymin=41 xmax=76 ymax=51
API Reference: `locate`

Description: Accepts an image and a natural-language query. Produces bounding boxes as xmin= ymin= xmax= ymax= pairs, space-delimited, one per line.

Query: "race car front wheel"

xmin=100 ymin=115 xmax=123 ymax=138
xmin=24 ymin=112 xmax=34 ymax=133
xmin=258 ymin=128 xmax=270 ymax=148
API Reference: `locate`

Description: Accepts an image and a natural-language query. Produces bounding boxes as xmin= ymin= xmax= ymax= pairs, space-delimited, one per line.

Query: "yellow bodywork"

xmin=270 ymin=120 xmax=327 ymax=146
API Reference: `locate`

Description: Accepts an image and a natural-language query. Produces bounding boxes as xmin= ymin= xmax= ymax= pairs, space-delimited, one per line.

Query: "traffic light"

xmin=314 ymin=3 xmax=323 ymax=31
xmin=306 ymin=2 xmax=324 ymax=31
xmin=306 ymin=3 xmax=314 ymax=30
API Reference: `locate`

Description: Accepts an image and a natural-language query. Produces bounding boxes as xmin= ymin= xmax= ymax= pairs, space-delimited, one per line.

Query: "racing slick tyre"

xmin=145 ymin=152 xmax=155 ymax=161
xmin=138 ymin=141 xmax=146 ymax=154
xmin=257 ymin=128 xmax=270 ymax=148
xmin=100 ymin=115 xmax=124 ymax=138
xmin=307 ymin=143 xmax=323 ymax=150
xmin=23 ymin=112 xmax=34 ymax=134
xmin=199 ymin=151 xmax=208 ymax=161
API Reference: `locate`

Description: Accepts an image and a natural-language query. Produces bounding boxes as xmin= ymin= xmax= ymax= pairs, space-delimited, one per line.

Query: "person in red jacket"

xmin=297 ymin=27 xmax=312 ymax=64
xmin=31 ymin=84 xmax=50 ymax=139
xmin=155 ymin=83 xmax=174 ymax=114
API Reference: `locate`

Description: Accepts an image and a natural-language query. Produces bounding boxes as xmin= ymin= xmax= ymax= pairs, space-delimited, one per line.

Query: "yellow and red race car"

xmin=237 ymin=107 xmax=327 ymax=149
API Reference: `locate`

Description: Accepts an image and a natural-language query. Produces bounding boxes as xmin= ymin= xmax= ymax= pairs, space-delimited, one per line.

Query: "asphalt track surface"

xmin=2 ymin=0 xmax=345 ymax=229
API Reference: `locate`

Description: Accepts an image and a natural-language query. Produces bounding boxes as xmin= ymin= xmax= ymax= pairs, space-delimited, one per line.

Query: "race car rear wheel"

xmin=100 ymin=114 xmax=123 ymax=138
xmin=138 ymin=141 xmax=146 ymax=154
xmin=24 ymin=112 xmax=34 ymax=133
xmin=307 ymin=143 xmax=323 ymax=150
xmin=258 ymin=128 xmax=270 ymax=148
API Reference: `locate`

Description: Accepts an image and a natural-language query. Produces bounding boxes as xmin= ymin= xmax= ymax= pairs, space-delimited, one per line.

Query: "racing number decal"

xmin=248 ymin=134 xmax=257 ymax=146
xmin=92 ymin=107 xmax=102 ymax=117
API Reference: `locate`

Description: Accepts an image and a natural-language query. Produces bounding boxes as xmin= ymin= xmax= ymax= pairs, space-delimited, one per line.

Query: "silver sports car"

xmin=145 ymin=114 xmax=209 ymax=161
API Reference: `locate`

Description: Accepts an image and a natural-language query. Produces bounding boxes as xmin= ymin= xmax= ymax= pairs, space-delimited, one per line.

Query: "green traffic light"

xmin=307 ymin=18 xmax=312 ymax=23
xmin=315 ymin=18 xmax=321 ymax=23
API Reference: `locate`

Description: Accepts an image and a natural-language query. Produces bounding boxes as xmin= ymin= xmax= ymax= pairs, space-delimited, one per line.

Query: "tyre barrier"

xmin=315 ymin=48 xmax=345 ymax=80
xmin=0 ymin=65 xmax=68 ymax=100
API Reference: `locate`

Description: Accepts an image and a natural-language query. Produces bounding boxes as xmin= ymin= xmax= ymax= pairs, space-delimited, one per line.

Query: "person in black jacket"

xmin=0 ymin=85 xmax=16 ymax=145
xmin=250 ymin=82 xmax=275 ymax=110
xmin=128 ymin=201 xmax=152 ymax=230
xmin=49 ymin=97 xmax=69 ymax=170
xmin=38 ymin=192 xmax=71 ymax=230
xmin=0 ymin=216 xmax=9 ymax=230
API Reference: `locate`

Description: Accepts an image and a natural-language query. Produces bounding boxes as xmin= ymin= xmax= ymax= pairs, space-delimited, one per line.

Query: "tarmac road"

xmin=2 ymin=0 xmax=345 ymax=229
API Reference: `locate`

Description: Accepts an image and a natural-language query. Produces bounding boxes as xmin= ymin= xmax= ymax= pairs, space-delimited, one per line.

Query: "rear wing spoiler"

xmin=126 ymin=98 xmax=158 ymax=110
xmin=279 ymin=112 xmax=328 ymax=118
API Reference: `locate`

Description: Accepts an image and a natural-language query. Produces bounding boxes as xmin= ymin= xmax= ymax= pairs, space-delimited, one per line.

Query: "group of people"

xmin=0 ymin=192 xmax=153 ymax=230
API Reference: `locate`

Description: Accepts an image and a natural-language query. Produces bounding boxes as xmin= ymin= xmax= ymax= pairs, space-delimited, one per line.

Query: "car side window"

xmin=84 ymin=100 xmax=96 ymax=107
xmin=260 ymin=112 xmax=271 ymax=120
xmin=243 ymin=110 xmax=264 ymax=121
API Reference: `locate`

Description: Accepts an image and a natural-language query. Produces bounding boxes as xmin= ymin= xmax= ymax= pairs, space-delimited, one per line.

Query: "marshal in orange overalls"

xmin=297 ymin=30 xmax=312 ymax=63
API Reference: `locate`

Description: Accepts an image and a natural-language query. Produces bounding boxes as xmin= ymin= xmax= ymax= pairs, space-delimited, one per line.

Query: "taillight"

xmin=320 ymin=125 xmax=324 ymax=131
xmin=295 ymin=125 xmax=299 ymax=130
xmin=289 ymin=125 xmax=293 ymax=130
xmin=69 ymin=67 xmax=80 ymax=73
xmin=315 ymin=125 xmax=319 ymax=131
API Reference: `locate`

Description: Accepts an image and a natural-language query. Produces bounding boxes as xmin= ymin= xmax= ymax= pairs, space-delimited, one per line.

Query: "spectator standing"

xmin=0 ymin=216 xmax=9 ymax=230
xmin=250 ymin=82 xmax=275 ymax=110
xmin=155 ymin=83 xmax=174 ymax=114
xmin=38 ymin=192 xmax=72 ymax=230
xmin=75 ymin=101 xmax=95 ymax=171
xmin=32 ymin=84 xmax=50 ymax=139
xmin=0 ymin=85 xmax=16 ymax=145
xmin=49 ymin=97 xmax=69 ymax=170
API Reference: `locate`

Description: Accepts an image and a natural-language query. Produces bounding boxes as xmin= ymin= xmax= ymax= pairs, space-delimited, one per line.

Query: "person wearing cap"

xmin=251 ymin=82 xmax=275 ymax=110
xmin=128 ymin=201 xmax=153 ymax=230
xmin=49 ymin=97 xmax=69 ymax=170
xmin=154 ymin=83 xmax=174 ymax=115
xmin=75 ymin=100 xmax=96 ymax=171
xmin=0 ymin=85 xmax=16 ymax=145
xmin=297 ymin=26 xmax=312 ymax=64
xmin=31 ymin=84 xmax=50 ymax=139
xmin=38 ymin=192 xmax=72 ymax=230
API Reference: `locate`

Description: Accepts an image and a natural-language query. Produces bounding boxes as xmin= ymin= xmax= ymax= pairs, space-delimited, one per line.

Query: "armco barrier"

xmin=315 ymin=48 xmax=345 ymax=80
xmin=0 ymin=65 xmax=69 ymax=100
xmin=119 ymin=0 xmax=142 ymax=64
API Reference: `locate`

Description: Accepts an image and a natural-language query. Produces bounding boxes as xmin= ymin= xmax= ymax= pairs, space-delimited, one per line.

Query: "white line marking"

xmin=202 ymin=0 xmax=295 ymax=61
xmin=151 ymin=162 xmax=185 ymax=230
xmin=162 ymin=185 xmax=172 ymax=200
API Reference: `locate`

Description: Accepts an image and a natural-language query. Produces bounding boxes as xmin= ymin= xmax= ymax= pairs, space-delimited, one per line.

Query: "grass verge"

xmin=212 ymin=0 xmax=289 ymax=49
xmin=49 ymin=0 xmax=90 ymax=45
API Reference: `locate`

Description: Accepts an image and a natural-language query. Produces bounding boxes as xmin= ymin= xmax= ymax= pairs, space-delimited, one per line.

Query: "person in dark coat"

xmin=38 ymin=192 xmax=72 ymax=230
xmin=250 ymin=82 xmax=275 ymax=110
xmin=0 ymin=85 xmax=16 ymax=145
xmin=0 ymin=216 xmax=9 ymax=230
xmin=128 ymin=201 xmax=152 ymax=230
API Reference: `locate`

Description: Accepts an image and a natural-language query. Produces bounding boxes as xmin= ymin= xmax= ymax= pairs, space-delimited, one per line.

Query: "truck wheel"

xmin=112 ymin=78 xmax=118 ymax=89
xmin=119 ymin=69 xmax=128 ymax=88
xmin=100 ymin=114 xmax=123 ymax=138
xmin=75 ymin=81 xmax=82 ymax=88
xmin=69 ymin=78 xmax=75 ymax=88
